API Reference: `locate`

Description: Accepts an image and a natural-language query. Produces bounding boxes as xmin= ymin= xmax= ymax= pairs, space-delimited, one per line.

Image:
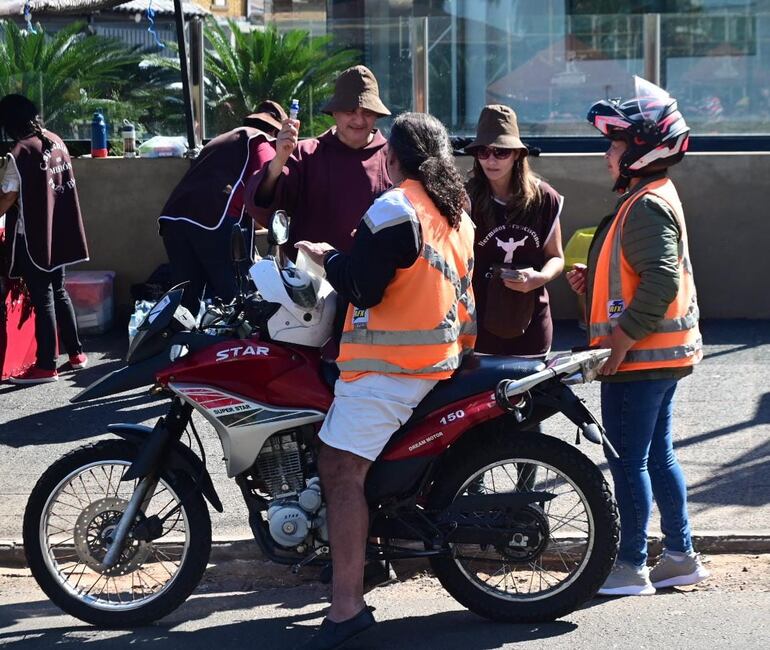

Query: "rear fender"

xmin=532 ymin=383 xmax=606 ymax=446
xmin=108 ymin=424 xmax=223 ymax=512
xmin=380 ymin=391 xmax=505 ymax=462
xmin=366 ymin=393 xmax=506 ymax=503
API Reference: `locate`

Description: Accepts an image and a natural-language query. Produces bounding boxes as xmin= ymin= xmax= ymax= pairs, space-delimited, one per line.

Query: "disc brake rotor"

xmin=73 ymin=497 xmax=152 ymax=576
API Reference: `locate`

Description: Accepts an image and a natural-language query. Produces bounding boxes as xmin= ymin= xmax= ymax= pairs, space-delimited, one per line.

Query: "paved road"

xmin=1 ymin=571 xmax=768 ymax=649
xmin=1 ymin=320 xmax=769 ymax=546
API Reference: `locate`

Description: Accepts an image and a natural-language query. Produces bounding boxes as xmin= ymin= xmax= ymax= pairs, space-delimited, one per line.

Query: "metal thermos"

xmin=121 ymin=119 xmax=136 ymax=158
xmin=91 ymin=110 xmax=108 ymax=158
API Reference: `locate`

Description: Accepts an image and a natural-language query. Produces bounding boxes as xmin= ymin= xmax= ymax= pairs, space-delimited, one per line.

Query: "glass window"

xmin=317 ymin=0 xmax=770 ymax=140
xmin=663 ymin=11 xmax=769 ymax=135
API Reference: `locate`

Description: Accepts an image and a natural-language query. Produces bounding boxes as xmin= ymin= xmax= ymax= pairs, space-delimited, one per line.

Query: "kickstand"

xmin=291 ymin=545 xmax=329 ymax=575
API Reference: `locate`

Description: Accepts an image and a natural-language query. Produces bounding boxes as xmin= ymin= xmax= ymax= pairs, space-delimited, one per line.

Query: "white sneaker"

xmin=598 ymin=561 xmax=656 ymax=596
xmin=650 ymin=550 xmax=710 ymax=588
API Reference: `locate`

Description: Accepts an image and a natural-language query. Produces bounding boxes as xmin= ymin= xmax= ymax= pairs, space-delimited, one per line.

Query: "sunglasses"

xmin=475 ymin=146 xmax=515 ymax=160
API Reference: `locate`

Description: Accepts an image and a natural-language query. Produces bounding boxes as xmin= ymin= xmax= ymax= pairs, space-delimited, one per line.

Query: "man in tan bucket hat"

xmin=246 ymin=65 xmax=392 ymax=257
xmin=320 ymin=64 xmax=391 ymax=117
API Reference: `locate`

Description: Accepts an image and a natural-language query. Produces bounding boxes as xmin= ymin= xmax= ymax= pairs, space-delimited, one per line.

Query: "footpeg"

xmin=291 ymin=545 xmax=329 ymax=574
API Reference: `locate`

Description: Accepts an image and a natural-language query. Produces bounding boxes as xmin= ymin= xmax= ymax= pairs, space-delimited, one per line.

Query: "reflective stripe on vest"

xmin=588 ymin=177 xmax=702 ymax=372
xmin=337 ymin=180 xmax=476 ymax=380
xmin=339 ymin=243 xmax=476 ymax=347
xmin=588 ymin=299 xmax=699 ymax=338
xmin=337 ymin=349 xmax=472 ymax=375
xmin=623 ymin=337 xmax=702 ymax=364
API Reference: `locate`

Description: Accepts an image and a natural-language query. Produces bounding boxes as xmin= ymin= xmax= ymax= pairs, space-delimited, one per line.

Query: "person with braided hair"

xmin=0 ymin=94 xmax=88 ymax=384
xmin=295 ymin=112 xmax=475 ymax=649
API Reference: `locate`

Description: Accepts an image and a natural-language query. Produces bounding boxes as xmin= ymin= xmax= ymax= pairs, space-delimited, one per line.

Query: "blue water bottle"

xmin=289 ymin=98 xmax=300 ymax=124
xmin=91 ymin=110 xmax=108 ymax=158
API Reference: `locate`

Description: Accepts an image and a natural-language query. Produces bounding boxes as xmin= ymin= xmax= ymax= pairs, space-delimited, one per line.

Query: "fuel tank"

xmin=156 ymin=334 xmax=333 ymax=412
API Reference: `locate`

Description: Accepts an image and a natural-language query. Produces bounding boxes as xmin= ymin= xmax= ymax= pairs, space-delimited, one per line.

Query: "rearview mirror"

xmin=268 ymin=210 xmax=290 ymax=247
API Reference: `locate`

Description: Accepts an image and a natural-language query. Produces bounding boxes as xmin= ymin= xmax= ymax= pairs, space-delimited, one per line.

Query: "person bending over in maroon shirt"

xmin=246 ymin=65 xmax=392 ymax=259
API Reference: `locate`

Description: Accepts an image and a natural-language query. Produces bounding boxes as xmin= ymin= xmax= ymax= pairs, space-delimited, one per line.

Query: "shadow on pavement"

xmin=0 ymin=589 xmax=579 ymax=649
xmin=0 ymin=392 xmax=166 ymax=448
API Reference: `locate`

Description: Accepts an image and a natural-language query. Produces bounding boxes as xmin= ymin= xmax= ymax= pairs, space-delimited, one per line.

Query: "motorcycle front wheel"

xmin=23 ymin=439 xmax=212 ymax=627
xmin=428 ymin=432 xmax=618 ymax=623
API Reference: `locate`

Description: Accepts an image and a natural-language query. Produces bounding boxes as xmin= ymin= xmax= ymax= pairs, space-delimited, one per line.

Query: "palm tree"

xmin=0 ymin=19 xmax=152 ymax=139
xmin=200 ymin=20 xmax=360 ymax=136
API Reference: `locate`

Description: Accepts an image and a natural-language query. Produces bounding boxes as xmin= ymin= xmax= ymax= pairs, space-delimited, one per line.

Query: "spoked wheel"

xmin=23 ymin=440 xmax=211 ymax=627
xmin=429 ymin=432 xmax=618 ymax=623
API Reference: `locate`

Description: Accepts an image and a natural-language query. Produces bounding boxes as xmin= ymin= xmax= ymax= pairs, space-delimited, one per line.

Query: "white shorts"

xmin=318 ymin=374 xmax=438 ymax=461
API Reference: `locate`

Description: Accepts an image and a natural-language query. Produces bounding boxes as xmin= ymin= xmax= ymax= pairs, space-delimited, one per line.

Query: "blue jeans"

xmin=601 ymin=379 xmax=694 ymax=567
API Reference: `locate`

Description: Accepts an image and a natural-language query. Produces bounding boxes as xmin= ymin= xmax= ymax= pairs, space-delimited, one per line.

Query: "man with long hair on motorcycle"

xmin=295 ymin=112 xmax=476 ymax=649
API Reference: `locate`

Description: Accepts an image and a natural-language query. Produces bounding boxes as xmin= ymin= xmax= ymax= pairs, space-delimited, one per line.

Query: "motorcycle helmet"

xmin=249 ymin=255 xmax=336 ymax=348
xmin=587 ymin=76 xmax=690 ymax=191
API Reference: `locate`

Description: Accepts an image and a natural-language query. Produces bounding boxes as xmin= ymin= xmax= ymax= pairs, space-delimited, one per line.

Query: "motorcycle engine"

xmin=254 ymin=431 xmax=328 ymax=548
xmin=267 ymin=478 xmax=328 ymax=547
xmin=255 ymin=431 xmax=305 ymax=495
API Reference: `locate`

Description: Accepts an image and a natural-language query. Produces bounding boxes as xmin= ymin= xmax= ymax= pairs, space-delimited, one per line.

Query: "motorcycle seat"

xmin=409 ymin=353 xmax=545 ymax=422
xmin=320 ymin=354 xmax=544 ymax=424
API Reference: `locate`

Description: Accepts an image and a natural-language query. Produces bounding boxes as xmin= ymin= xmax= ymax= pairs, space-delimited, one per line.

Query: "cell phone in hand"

xmin=500 ymin=268 xmax=526 ymax=282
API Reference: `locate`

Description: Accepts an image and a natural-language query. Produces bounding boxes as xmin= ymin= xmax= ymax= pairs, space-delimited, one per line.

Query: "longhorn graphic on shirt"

xmin=496 ymin=235 xmax=529 ymax=263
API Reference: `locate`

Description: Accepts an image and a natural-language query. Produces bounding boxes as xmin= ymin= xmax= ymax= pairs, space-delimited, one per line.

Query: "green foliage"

xmin=0 ymin=19 xmax=183 ymax=141
xmin=0 ymin=20 xmax=140 ymax=137
xmin=200 ymin=20 xmax=360 ymax=137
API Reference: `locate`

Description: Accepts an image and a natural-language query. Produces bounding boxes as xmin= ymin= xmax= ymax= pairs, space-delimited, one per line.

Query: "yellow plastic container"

xmin=563 ymin=227 xmax=597 ymax=330
xmin=564 ymin=226 xmax=597 ymax=270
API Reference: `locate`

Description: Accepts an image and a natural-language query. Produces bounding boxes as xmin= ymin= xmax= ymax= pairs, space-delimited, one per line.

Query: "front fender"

xmin=108 ymin=424 xmax=224 ymax=513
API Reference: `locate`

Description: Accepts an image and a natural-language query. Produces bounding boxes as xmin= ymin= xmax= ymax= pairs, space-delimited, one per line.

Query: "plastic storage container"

xmin=137 ymin=135 xmax=187 ymax=158
xmin=564 ymin=226 xmax=597 ymax=270
xmin=65 ymin=271 xmax=116 ymax=335
xmin=563 ymin=227 xmax=597 ymax=331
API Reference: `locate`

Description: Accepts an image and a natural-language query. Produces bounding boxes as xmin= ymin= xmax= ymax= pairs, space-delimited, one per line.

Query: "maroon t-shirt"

xmin=471 ymin=180 xmax=563 ymax=356
xmin=245 ymin=128 xmax=391 ymax=259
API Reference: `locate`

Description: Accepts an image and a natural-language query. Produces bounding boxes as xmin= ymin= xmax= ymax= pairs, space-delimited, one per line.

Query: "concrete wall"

xmin=458 ymin=152 xmax=770 ymax=319
xmin=73 ymin=158 xmax=188 ymax=316
xmin=72 ymin=152 xmax=770 ymax=319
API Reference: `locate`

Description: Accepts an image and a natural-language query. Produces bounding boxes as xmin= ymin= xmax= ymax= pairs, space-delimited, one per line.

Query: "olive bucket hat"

xmin=465 ymin=104 xmax=528 ymax=154
xmin=321 ymin=65 xmax=391 ymax=117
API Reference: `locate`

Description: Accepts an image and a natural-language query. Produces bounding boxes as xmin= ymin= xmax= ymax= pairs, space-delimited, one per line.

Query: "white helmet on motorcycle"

xmin=249 ymin=254 xmax=336 ymax=348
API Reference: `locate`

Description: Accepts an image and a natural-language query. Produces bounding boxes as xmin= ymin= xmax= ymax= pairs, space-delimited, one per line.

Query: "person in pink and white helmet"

xmin=587 ymin=76 xmax=690 ymax=192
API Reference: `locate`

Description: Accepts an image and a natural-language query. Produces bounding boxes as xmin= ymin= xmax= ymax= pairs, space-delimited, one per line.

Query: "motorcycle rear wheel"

xmin=428 ymin=432 xmax=618 ymax=623
xmin=23 ymin=439 xmax=212 ymax=627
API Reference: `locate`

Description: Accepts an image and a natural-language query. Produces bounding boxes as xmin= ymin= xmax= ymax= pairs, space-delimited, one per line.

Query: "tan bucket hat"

xmin=321 ymin=65 xmax=391 ymax=117
xmin=465 ymin=104 xmax=528 ymax=154
xmin=244 ymin=100 xmax=287 ymax=132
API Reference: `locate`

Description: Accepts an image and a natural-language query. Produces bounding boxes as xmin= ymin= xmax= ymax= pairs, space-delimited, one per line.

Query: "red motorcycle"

xmin=23 ymin=215 xmax=618 ymax=628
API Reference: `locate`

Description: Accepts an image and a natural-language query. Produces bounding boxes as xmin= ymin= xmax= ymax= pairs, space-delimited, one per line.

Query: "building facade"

xmin=264 ymin=1 xmax=770 ymax=142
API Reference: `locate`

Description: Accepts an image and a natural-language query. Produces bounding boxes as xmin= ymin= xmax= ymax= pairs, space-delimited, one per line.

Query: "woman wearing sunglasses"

xmin=465 ymin=104 xmax=564 ymax=358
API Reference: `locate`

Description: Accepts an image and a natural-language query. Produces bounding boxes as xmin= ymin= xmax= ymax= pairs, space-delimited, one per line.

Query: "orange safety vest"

xmin=337 ymin=179 xmax=476 ymax=381
xmin=588 ymin=177 xmax=702 ymax=372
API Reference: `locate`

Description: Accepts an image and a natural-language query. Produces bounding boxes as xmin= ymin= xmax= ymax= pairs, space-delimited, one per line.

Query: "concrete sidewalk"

xmin=1 ymin=320 xmax=769 ymax=562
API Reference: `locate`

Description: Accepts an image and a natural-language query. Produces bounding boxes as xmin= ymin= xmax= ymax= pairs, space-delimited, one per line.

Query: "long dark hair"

xmin=0 ymin=94 xmax=53 ymax=151
xmin=388 ymin=112 xmax=466 ymax=229
xmin=466 ymin=153 xmax=542 ymax=232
